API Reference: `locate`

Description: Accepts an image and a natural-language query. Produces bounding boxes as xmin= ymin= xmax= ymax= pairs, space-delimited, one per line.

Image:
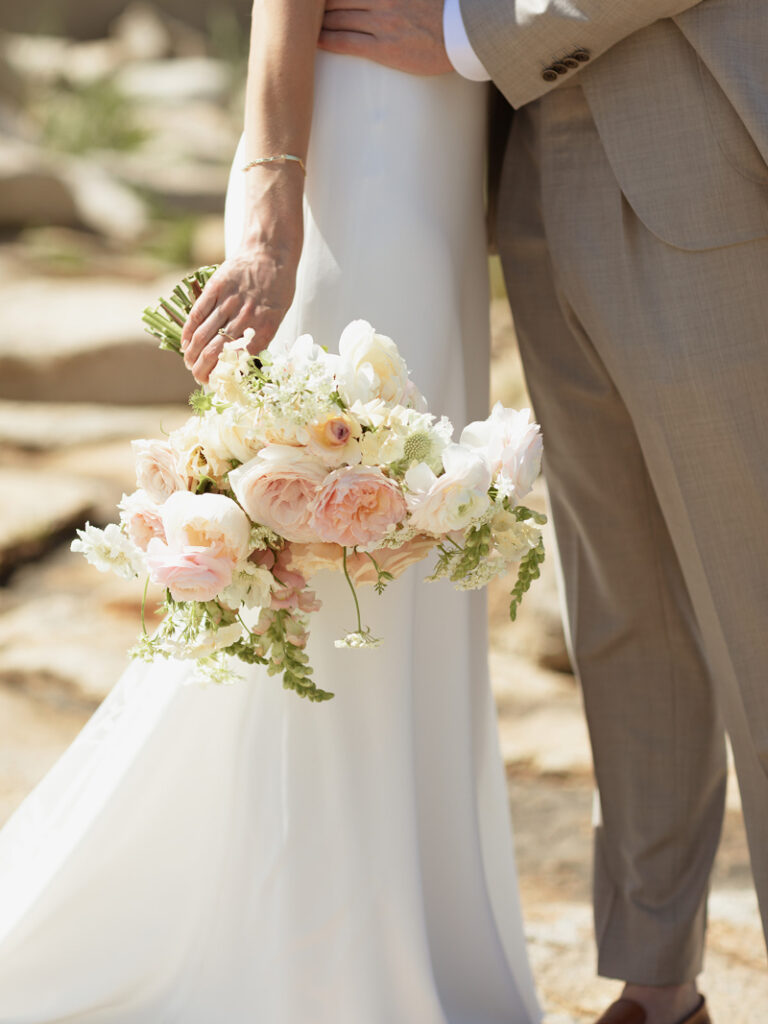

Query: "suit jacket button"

xmin=571 ymin=48 xmax=591 ymax=62
xmin=542 ymin=68 xmax=559 ymax=82
xmin=551 ymin=62 xmax=569 ymax=75
xmin=562 ymin=56 xmax=580 ymax=69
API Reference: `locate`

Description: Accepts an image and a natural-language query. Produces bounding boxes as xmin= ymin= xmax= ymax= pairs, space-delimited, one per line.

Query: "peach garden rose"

xmin=228 ymin=444 xmax=328 ymax=543
xmin=308 ymin=465 xmax=407 ymax=548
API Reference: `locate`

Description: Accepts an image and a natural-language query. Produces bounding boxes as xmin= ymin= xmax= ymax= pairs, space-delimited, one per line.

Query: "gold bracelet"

xmin=241 ymin=154 xmax=307 ymax=176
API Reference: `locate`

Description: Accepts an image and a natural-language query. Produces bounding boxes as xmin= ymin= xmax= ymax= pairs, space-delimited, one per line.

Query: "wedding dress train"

xmin=0 ymin=55 xmax=541 ymax=1024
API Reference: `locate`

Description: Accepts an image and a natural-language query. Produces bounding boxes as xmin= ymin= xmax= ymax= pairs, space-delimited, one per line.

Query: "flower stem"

xmin=342 ymin=547 xmax=363 ymax=634
xmin=140 ymin=576 xmax=150 ymax=636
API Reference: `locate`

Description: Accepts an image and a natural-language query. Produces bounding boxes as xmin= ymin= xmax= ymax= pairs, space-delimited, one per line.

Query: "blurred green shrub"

xmin=31 ymin=79 xmax=146 ymax=154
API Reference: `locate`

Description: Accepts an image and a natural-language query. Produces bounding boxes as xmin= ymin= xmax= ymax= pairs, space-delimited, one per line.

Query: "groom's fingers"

xmin=324 ymin=0 xmax=375 ymax=9
xmin=319 ymin=29 xmax=382 ymax=61
xmin=322 ymin=10 xmax=378 ymax=33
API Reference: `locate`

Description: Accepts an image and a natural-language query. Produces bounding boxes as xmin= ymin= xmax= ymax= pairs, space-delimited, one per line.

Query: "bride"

xmin=0 ymin=3 xmax=541 ymax=1022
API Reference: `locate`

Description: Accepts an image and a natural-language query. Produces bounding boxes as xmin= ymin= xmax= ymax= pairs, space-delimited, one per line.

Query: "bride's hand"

xmin=180 ymin=242 xmax=299 ymax=383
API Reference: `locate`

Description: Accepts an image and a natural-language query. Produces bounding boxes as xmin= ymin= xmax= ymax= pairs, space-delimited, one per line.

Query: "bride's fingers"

xmin=191 ymin=335 xmax=228 ymax=384
xmin=183 ymin=304 xmax=230 ymax=371
xmin=181 ymin=281 xmax=219 ymax=351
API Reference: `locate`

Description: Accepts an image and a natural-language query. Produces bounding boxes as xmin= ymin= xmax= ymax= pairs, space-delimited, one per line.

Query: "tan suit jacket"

xmin=462 ymin=0 xmax=768 ymax=250
xmin=460 ymin=0 xmax=768 ymax=983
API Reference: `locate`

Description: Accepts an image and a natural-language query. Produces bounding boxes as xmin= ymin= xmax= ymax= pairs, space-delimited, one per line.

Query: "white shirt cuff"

xmin=443 ymin=0 xmax=491 ymax=82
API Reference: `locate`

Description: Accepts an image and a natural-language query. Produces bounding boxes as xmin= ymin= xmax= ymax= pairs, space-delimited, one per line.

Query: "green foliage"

xmin=141 ymin=213 xmax=200 ymax=270
xmin=142 ymin=265 xmax=219 ymax=353
xmin=512 ymin=504 xmax=548 ymax=526
xmin=263 ymin=611 xmax=334 ymax=703
xmin=33 ymin=79 xmax=146 ymax=155
xmin=508 ymin=536 xmax=546 ymax=621
xmin=364 ymin=553 xmax=395 ymax=596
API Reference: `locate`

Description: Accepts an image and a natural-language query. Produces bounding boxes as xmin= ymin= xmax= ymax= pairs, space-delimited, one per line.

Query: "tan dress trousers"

xmin=498 ymin=82 xmax=768 ymax=985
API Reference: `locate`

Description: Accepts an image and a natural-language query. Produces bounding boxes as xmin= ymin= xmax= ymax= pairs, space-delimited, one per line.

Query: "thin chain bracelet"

xmin=241 ymin=154 xmax=307 ymax=176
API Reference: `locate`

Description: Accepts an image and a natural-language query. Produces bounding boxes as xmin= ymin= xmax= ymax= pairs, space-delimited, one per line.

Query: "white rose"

xmin=266 ymin=331 xmax=330 ymax=374
xmin=405 ymin=443 xmax=492 ymax=535
xmin=334 ymin=320 xmax=410 ymax=406
xmin=196 ymin=408 xmax=262 ymax=477
xmin=460 ymin=403 xmax=543 ymax=503
xmin=161 ymin=491 xmax=251 ymax=566
xmin=168 ymin=419 xmax=217 ymax=484
xmin=132 ymin=438 xmax=187 ymax=503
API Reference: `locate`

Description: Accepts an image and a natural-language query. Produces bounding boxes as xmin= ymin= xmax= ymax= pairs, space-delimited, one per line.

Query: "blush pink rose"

xmin=132 ymin=439 xmax=187 ymax=504
xmin=146 ymin=539 xmax=235 ymax=603
xmin=308 ymin=465 xmax=407 ymax=548
xmin=228 ymin=445 xmax=327 ymax=543
xmin=119 ymin=490 xmax=165 ymax=551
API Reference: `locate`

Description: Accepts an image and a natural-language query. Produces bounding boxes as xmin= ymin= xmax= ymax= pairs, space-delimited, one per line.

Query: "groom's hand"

xmin=319 ymin=0 xmax=452 ymax=76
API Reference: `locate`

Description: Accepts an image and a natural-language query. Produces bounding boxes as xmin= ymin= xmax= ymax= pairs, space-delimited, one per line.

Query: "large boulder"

xmin=0 ymin=273 xmax=195 ymax=404
xmin=0 ymin=140 xmax=148 ymax=240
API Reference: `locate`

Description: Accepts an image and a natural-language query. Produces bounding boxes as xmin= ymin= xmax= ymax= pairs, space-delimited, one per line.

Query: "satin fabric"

xmin=0 ymin=54 xmax=540 ymax=1024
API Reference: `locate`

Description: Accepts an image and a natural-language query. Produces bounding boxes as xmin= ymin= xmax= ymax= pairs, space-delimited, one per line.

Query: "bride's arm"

xmin=181 ymin=0 xmax=324 ymax=382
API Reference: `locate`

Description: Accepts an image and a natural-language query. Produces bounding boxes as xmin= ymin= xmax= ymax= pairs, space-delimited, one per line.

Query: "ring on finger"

xmin=217 ymin=329 xmax=237 ymax=341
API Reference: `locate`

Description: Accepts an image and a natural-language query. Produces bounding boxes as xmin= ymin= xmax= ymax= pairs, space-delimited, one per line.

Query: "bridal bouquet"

xmin=73 ymin=268 xmax=546 ymax=701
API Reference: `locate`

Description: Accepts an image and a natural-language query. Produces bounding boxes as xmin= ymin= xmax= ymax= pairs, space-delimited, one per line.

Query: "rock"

xmin=136 ymin=100 xmax=238 ymax=164
xmin=109 ymin=3 xmax=172 ymax=62
xmin=0 ymin=140 xmax=147 ymax=241
xmin=60 ymin=157 xmax=148 ymax=240
xmin=0 ymin=548 xmax=164 ymax=706
xmin=2 ymin=34 xmax=69 ymax=86
xmin=41 ymin=437 xmax=156 ymax=521
xmin=115 ymin=57 xmax=231 ymax=105
xmin=0 ymin=679 xmax=91 ymax=826
xmin=0 ymin=35 xmax=25 ymax=106
xmin=60 ymin=39 xmax=125 ymax=85
xmin=191 ymin=214 xmax=226 ymax=266
xmin=0 ymin=273 xmax=195 ymax=404
xmin=102 ymin=152 xmax=229 ymax=214
xmin=0 ymin=142 xmax=80 ymax=231
xmin=0 ymin=0 xmax=252 ymax=43
xmin=498 ymin=695 xmax=593 ymax=776
xmin=0 ymin=468 xmax=97 ymax=579
xmin=0 ymin=400 xmax=187 ymax=451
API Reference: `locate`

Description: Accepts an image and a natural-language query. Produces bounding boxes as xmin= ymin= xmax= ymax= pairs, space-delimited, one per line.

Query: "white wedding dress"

xmin=0 ymin=55 xmax=540 ymax=1024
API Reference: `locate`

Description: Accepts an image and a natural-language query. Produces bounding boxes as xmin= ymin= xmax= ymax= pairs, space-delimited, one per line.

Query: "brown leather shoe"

xmin=595 ymin=995 xmax=712 ymax=1024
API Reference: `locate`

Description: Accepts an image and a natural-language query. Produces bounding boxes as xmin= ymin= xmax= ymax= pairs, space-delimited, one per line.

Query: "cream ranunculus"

xmin=228 ymin=444 xmax=328 ymax=542
xmin=460 ymin=403 xmax=543 ymax=503
xmin=405 ymin=443 xmax=492 ymax=535
xmin=305 ymin=411 xmax=362 ymax=467
xmin=334 ymin=320 xmax=411 ymax=406
xmin=161 ymin=490 xmax=251 ymax=566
